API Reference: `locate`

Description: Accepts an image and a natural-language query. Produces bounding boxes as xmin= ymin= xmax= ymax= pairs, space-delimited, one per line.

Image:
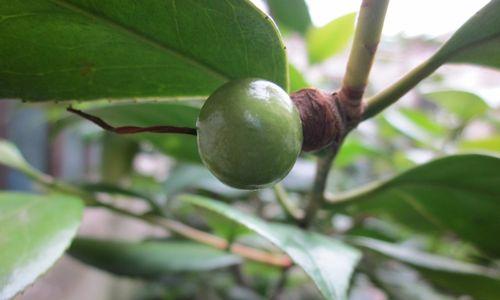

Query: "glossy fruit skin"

xmin=197 ymin=78 xmax=303 ymax=190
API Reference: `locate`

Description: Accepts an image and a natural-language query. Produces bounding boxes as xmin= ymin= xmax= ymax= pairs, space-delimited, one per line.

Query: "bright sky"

xmin=254 ymin=0 xmax=490 ymax=37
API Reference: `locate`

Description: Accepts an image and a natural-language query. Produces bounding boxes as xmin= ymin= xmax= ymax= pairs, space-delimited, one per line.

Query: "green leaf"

xmin=398 ymin=108 xmax=446 ymax=136
xmin=0 ymin=192 xmax=83 ymax=299
xmin=164 ymin=164 xmax=248 ymax=198
xmin=0 ymin=139 xmax=32 ymax=173
xmin=74 ymin=102 xmax=201 ymax=162
xmin=432 ymin=0 xmax=500 ymax=69
xmin=424 ymin=90 xmax=489 ymax=120
xmin=459 ymin=137 xmax=500 ymax=153
xmin=181 ymin=194 xmax=361 ymax=300
xmin=336 ymin=138 xmax=383 ymax=168
xmin=370 ymin=263 xmax=456 ymax=300
xmin=329 ymin=154 xmax=500 ymax=257
xmin=266 ymin=0 xmax=312 ymax=35
xmin=307 ymin=13 xmax=356 ymax=64
xmin=68 ymin=238 xmax=241 ymax=278
xmin=0 ymin=0 xmax=287 ymax=101
xmin=352 ymin=237 xmax=500 ymax=300
xmin=100 ymin=133 xmax=139 ymax=181
xmin=288 ymin=64 xmax=309 ymax=92
xmin=383 ymin=109 xmax=446 ymax=146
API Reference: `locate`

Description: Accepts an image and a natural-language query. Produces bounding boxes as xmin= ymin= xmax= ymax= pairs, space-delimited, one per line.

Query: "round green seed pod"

xmin=197 ymin=78 xmax=303 ymax=189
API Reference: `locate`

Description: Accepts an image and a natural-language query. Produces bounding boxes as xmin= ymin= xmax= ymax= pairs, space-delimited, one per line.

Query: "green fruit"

xmin=197 ymin=78 xmax=303 ymax=189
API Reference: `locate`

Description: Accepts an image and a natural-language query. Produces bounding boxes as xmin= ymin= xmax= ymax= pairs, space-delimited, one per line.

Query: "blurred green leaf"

xmin=69 ymin=238 xmax=242 ymax=278
xmin=101 ymin=133 xmax=139 ymax=182
xmin=336 ymin=138 xmax=383 ymax=168
xmin=459 ymin=137 xmax=500 ymax=153
xmin=307 ymin=13 xmax=356 ymax=64
xmin=352 ymin=237 xmax=500 ymax=300
xmin=181 ymin=194 xmax=361 ymax=300
xmin=266 ymin=0 xmax=311 ymax=35
xmin=0 ymin=192 xmax=83 ymax=299
xmin=424 ymin=90 xmax=489 ymax=120
xmin=289 ymin=64 xmax=310 ymax=92
xmin=0 ymin=139 xmax=33 ymax=173
xmin=399 ymin=108 xmax=446 ymax=136
xmin=330 ymin=154 xmax=500 ymax=257
xmin=164 ymin=164 xmax=248 ymax=198
xmin=383 ymin=110 xmax=443 ymax=146
xmin=370 ymin=263 xmax=455 ymax=300
xmin=76 ymin=102 xmax=201 ymax=162
xmin=0 ymin=0 xmax=287 ymax=101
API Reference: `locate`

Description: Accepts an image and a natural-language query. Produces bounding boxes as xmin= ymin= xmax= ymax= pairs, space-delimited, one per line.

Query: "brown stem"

xmin=95 ymin=201 xmax=292 ymax=267
xmin=67 ymin=106 xmax=197 ymax=135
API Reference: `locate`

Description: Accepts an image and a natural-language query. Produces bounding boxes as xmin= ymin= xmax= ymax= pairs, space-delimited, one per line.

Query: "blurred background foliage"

xmin=0 ymin=0 xmax=499 ymax=299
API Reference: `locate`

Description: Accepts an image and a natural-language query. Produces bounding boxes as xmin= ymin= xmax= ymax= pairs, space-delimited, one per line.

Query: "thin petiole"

xmin=67 ymin=106 xmax=197 ymax=136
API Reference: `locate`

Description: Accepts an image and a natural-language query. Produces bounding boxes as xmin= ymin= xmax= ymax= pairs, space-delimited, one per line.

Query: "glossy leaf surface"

xmin=0 ymin=0 xmax=287 ymax=101
xmin=0 ymin=192 xmax=83 ymax=299
xmin=182 ymin=194 xmax=361 ymax=300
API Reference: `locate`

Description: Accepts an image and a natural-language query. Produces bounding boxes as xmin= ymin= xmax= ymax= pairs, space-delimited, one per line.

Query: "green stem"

xmin=363 ymin=55 xmax=445 ymax=120
xmin=341 ymin=0 xmax=390 ymax=102
xmin=273 ymin=183 xmax=302 ymax=222
xmin=301 ymin=149 xmax=338 ymax=228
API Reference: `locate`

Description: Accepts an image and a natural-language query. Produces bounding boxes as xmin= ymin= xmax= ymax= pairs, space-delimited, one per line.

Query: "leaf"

xmin=266 ymin=0 xmax=312 ymax=35
xmin=398 ymin=108 xmax=446 ymax=137
xmin=68 ymin=238 xmax=242 ymax=278
xmin=0 ymin=0 xmax=287 ymax=101
xmin=383 ymin=110 xmax=442 ymax=146
xmin=335 ymin=138 xmax=383 ymax=168
xmin=459 ymin=137 xmax=500 ymax=153
xmin=424 ymin=90 xmax=489 ymax=120
xmin=329 ymin=154 xmax=500 ymax=257
xmin=0 ymin=192 xmax=83 ymax=299
xmin=370 ymin=262 xmax=456 ymax=300
xmin=437 ymin=0 xmax=500 ymax=69
xmin=307 ymin=13 xmax=356 ymax=64
xmin=0 ymin=139 xmax=32 ymax=173
xmin=164 ymin=164 xmax=248 ymax=198
xmin=433 ymin=0 xmax=500 ymax=69
xmin=352 ymin=237 xmax=500 ymax=300
xmin=181 ymin=194 xmax=361 ymax=300
xmin=100 ymin=133 xmax=139 ymax=181
xmin=74 ymin=102 xmax=201 ymax=162
xmin=288 ymin=64 xmax=309 ymax=92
